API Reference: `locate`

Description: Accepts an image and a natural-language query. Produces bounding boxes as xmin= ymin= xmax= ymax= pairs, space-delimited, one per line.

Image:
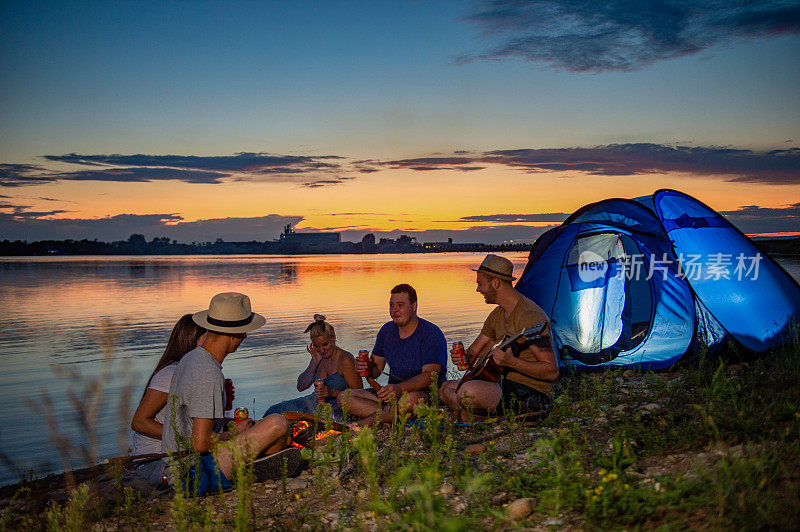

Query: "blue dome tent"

xmin=516 ymin=189 xmax=800 ymax=371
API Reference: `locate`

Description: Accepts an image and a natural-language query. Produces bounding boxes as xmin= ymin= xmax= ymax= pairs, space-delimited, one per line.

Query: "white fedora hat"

xmin=192 ymin=292 xmax=266 ymax=334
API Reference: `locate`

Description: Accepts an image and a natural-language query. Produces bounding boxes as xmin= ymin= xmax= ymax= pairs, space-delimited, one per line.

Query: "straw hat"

xmin=473 ymin=254 xmax=516 ymax=281
xmin=192 ymin=292 xmax=266 ymax=333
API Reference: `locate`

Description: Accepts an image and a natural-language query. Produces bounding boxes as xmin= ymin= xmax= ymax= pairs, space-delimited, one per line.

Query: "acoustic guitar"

xmin=455 ymin=322 xmax=547 ymax=392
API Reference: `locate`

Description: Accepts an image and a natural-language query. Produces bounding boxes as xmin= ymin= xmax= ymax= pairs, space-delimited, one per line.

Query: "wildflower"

xmin=594 ymin=486 xmax=604 ymax=495
xmin=598 ymin=468 xmax=607 ymax=476
xmin=624 ymin=484 xmax=630 ymax=490
xmin=295 ymin=494 xmax=301 ymax=500
xmin=608 ymin=472 xmax=618 ymax=480
xmin=591 ymin=495 xmax=598 ymax=501
xmin=602 ymin=476 xmax=609 ymax=483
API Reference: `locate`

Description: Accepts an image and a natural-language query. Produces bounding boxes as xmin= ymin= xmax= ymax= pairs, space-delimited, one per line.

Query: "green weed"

xmin=44 ymin=484 xmax=90 ymax=532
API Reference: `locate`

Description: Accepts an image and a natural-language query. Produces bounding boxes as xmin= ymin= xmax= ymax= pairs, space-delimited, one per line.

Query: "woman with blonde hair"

xmin=263 ymin=314 xmax=362 ymax=421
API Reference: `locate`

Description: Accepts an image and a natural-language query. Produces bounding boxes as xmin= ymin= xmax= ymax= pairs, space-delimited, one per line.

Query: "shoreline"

xmin=1 ymin=237 xmax=796 ymax=259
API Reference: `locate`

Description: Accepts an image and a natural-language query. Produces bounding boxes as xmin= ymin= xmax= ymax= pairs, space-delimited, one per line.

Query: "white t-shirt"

xmin=131 ymin=363 xmax=177 ymax=456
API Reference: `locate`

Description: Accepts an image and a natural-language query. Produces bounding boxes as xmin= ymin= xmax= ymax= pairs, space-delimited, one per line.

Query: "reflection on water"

xmin=0 ymin=253 xmax=530 ymax=485
xmin=0 ymin=253 xmax=797 ymax=486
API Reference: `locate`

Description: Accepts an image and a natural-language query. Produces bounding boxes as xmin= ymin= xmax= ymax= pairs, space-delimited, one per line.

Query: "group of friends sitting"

xmin=129 ymin=254 xmax=559 ymax=495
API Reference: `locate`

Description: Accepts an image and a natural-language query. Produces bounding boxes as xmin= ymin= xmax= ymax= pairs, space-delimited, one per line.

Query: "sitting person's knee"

xmin=438 ymin=384 xmax=448 ymax=400
xmin=336 ymin=388 xmax=353 ymax=406
xmin=399 ymin=391 xmax=427 ymax=412
xmin=457 ymin=389 xmax=476 ymax=408
xmin=337 ymin=389 xmax=351 ymax=406
xmin=262 ymin=413 xmax=289 ymax=431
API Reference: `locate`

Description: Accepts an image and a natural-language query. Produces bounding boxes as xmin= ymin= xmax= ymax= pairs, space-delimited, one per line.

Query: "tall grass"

xmin=4 ymin=326 xmax=799 ymax=530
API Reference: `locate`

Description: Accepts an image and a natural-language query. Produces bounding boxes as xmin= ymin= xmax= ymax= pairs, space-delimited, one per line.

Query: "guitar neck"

xmin=496 ymin=322 xmax=547 ymax=351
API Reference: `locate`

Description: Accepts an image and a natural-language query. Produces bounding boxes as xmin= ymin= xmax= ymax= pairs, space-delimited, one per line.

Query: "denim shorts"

xmin=177 ymin=454 xmax=234 ymax=495
xmin=499 ymin=378 xmax=551 ymax=415
xmin=263 ymin=393 xmax=345 ymax=422
xmin=132 ymin=459 xmax=168 ymax=488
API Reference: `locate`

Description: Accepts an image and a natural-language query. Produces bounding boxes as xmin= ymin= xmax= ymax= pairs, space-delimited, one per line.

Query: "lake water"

xmin=0 ymin=252 xmax=798 ymax=486
xmin=0 ymin=253 xmax=530 ymax=486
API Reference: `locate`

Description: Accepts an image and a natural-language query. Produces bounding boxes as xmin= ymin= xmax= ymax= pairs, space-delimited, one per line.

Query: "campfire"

xmin=284 ymin=413 xmax=343 ymax=448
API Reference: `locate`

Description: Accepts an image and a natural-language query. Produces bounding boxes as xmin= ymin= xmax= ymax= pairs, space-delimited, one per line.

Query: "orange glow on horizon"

xmin=747 ymin=232 xmax=800 ymax=238
xmin=15 ymin=166 xmax=800 ymax=237
xmin=3 ymin=253 xmax=530 ymax=332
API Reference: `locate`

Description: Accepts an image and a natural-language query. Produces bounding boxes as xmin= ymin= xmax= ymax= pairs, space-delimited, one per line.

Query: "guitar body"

xmin=459 ymin=355 xmax=502 ymax=386
xmin=455 ymin=322 xmax=547 ymax=392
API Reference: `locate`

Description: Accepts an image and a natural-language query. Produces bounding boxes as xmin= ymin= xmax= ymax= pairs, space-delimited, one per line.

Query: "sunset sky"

xmin=1 ymin=1 xmax=799 ymax=244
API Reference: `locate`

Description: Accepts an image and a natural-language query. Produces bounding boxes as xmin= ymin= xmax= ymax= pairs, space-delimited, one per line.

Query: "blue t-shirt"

xmin=373 ymin=318 xmax=447 ymax=385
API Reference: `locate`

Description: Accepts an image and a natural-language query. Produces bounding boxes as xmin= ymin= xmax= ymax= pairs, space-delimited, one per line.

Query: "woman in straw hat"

xmin=263 ymin=314 xmax=362 ymax=421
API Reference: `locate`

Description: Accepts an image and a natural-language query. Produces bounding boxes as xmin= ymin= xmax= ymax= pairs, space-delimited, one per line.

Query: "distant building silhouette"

xmin=278 ymin=224 xmax=341 ymax=253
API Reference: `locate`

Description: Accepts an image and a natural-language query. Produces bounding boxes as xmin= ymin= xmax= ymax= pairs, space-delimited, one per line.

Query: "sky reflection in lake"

xmin=0 ymin=253 xmax=529 ymax=485
xmin=1 ymin=252 xmax=797 ymax=486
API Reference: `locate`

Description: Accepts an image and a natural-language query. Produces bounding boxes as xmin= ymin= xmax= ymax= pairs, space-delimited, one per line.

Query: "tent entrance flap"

xmin=556 ymin=232 xmax=652 ymax=365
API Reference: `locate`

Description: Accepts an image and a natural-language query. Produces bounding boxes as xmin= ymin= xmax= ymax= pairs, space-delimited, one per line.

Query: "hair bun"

xmin=304 ymin=314 xmax=328 ymax=333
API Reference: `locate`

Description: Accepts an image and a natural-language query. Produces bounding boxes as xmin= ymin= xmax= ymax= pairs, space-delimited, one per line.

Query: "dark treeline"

xmin=0 ymin=234 xmax=277 ymax=256
xmin=753 ymin=237 xmax=800 ymax=259
xmin=3 ymin=233 xmax=794 ymax=258
xmin=0 ymin=233 xmax=533 ymax=256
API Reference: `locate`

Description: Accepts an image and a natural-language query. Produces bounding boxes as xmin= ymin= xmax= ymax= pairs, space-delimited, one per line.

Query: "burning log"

xmin=283 ymin=412 xmax=343 ymax=448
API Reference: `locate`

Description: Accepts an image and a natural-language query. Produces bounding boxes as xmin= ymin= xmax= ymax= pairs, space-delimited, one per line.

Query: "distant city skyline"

xmin=1 ymin=2 xmax=798 ymax=244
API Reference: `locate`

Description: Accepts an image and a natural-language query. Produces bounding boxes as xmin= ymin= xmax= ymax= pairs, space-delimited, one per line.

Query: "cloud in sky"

xmin=42 ymin=153 xmax=344 ymax=172
xmin=459 ymin=0 xmax=800 ymax=72
xmin=6 ymin=207 xmax=71 ymax=218
xmin=164 ymin=214 xmax=305 ymax=242
xmin=3 ymin=196 xmax=799 ymax=242
xmin=2 ymin=152 xmax=350 ymax=188
xmin=0 ymin=164 xmax=60 ymax=187
xmin=719 ymin=202 xmax=800 ymax=234
xmin=333 ymin=203 xmax=800 ymax=242
xmin=326 ymin=212 xmax=388 ymax=217
xmin=0 ymin=203 xmax=303 ymax=242
xmin=378 ymin=144 xmax=800 ymax=184
xmin=379 ymin=157 xmax=487 ymax=172
xmin=457 ymin=213 xmax=571 ymax=223
xmin=301 ymin=178 xmax=355 ymax=188
xmin=3 ymin=144 xmax=799 ymax=188
xmin=337 ymin=225 xmax=558 ymax=244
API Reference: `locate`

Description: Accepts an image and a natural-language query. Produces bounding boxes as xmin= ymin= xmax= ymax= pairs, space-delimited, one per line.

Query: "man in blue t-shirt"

xmin=339 ymin=283 xmax=446 ymax=426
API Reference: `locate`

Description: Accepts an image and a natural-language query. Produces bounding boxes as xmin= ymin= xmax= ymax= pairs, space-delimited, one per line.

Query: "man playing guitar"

xmin=439 ymin=254 xmax=559 ymax=421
